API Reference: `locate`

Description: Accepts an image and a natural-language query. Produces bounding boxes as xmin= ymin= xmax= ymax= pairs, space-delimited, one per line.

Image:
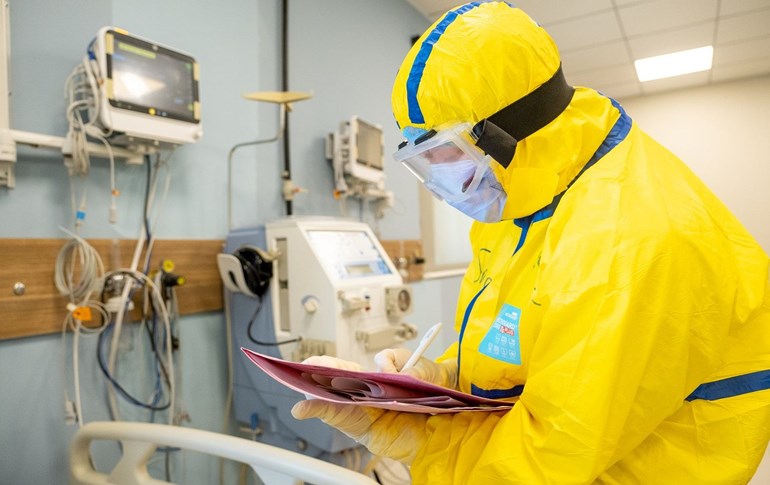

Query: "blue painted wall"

xmin=0 ymin=1 xmax=459 ymax=484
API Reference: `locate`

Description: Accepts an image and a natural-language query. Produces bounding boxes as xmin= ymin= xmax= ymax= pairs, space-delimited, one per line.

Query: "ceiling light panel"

xmin=634 ymin=45 xmax=713 ymax=82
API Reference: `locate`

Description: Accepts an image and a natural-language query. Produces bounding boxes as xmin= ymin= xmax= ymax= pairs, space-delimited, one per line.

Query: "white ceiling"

xmin=404 ymin=0 xmax=770 ymax=99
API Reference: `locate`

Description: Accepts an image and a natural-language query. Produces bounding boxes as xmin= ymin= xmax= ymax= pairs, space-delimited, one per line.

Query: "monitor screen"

xmin=355 ymin=119 xmax=383 ymax=170
xmin=307 ymin=230 xmax=392 ymax=280
xmin=108 ymin=30 xmax=199 ymax=124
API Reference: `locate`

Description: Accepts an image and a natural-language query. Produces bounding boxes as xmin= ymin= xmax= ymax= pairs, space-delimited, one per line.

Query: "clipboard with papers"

xmin=241 ymin=348 xmax=516 ymax=414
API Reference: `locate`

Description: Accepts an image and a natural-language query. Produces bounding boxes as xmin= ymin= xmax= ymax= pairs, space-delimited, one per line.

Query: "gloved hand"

xmin=291 ymin=400 xmax=427 ymax=464
xmin=302 ymin=355 xmax=363 ymax=371
xmin=374 ymin=348 xmax=458 ymax=389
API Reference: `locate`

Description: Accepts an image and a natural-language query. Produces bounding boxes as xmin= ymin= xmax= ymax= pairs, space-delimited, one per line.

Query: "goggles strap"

xmin=473 ymin=65 xmax=575 ymax=168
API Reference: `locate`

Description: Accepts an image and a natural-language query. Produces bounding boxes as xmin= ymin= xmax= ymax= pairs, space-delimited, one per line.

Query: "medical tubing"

xmin=141 ymin=154 xmax=155 ymax=275
xmin=143 ymin=153 xmax=174 ymax=272
xmin=64 ymin=63 xmax=92 ymax=176
xmin=219 ymin=290 xmax=235 ymax=485
xmin=76 ymin=53 xmax=120 ymax=225
xmin=107 ymin=216 xmax=150 ymax=420
xmin=145 ymin=286 xmax=172 ymax=395
xmin=146 ymin=280 xmax=175 ymax=424
xmin=106 ymin=278 xmax=133 ymax=421
xmin=106 ymin=270 xmax=175 ymax=423
xmin=101 ymin=273 xmax=175 ymax=414
xmin=61 ymin=302 xmax=110 ymax=428
xmin=143 ymin=316 xmax=171 ymax=400
xmin=72 ymin=318 xmax=90 ymax=427
xmin=97 ymin=325 xmax=171 ymax=411
xmin=54 ymin=229 xmax=105 ymax=303
xmin=86 ymin=128 xmax=118 ymax=223
xmin=108 ymin=149 xmax=169 ymax=421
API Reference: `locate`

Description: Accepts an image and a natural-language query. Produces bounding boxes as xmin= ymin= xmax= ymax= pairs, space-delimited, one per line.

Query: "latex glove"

xmin=298 ymin=355 xmax=362 ymax=399
xmin=374 ymin=348 xmax=458 ymax=389
xmin=302 ymin=355 xmax=362 ymax=371
xmin=291 ymin=400 xmax=427 ymax=464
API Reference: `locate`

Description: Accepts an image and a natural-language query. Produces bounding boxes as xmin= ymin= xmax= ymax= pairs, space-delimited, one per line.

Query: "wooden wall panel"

xmin=0 ymin=238 xmax=225 ymax=340
xmin=380 ymin=239 xmax=425 ymax=282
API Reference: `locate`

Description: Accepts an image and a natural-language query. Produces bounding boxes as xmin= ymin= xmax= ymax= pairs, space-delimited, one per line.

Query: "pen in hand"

xmin=400 ymin=322 xmax=443 ymax=372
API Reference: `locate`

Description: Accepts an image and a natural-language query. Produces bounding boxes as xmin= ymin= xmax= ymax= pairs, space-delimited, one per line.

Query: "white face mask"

xmin=427 ymin=160 xmax=507 ymax=223
xmin=426 ymin=159 xmax=479 ymax=199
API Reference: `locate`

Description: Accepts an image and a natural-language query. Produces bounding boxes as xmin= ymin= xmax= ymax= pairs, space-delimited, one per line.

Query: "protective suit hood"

xmin=391 ymin=1 xmax=620 ymax=219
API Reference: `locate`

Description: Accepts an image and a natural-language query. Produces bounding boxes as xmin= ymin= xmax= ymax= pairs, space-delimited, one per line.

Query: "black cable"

xmin=281 ymin=0 xmax=293 ymax=215
xmin=144 ymin=312 xmax=171 ymax=393
xmin=246 ymin=297 xmax=302 ymax=346
xmin=165 ymin=449 xmax=171 ymax=482
xmin=142 ymin=156 xmax=153 ymax=276
xmin=96 ymin=325 xmax=171 ymax=411
xmin=143 ymin=154 xmax=152 ymax=245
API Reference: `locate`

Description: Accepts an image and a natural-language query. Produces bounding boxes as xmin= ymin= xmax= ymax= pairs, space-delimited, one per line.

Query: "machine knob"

xmin=302 ymin=295 xmax=320 ymax=314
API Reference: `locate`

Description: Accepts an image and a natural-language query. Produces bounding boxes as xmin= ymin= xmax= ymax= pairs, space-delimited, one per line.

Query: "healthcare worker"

xmin=293 ymin=2 xmax=770 ymax=483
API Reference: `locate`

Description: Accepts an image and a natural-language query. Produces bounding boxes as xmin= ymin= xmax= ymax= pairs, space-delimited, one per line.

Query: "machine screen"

xmin=108 ymin=31 xmax=198 ymax=123
xmin=307 ymin=230 xmax=392 ymax=280
xmin=356 ymin=119 xmax=383 ymax=170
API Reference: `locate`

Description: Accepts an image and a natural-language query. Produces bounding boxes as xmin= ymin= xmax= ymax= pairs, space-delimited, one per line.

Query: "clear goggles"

xmin=393 ymin=123 xmax=491 ymax=203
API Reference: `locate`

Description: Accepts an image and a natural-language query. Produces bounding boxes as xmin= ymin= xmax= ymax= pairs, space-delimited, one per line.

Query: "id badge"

xmin=478 ymin=303 xmax=522 ymax=365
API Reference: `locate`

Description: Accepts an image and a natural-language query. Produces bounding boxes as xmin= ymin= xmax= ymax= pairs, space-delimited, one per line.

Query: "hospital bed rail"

xmin=70 ymin=421 xmax=379 ymax=485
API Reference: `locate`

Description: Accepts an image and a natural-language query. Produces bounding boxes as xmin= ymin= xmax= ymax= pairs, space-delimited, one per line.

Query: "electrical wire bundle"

xmin=54 ymin=229 xmax=105 ymax=303
xmin=104 ymin=153 xmax=177 ymax=425
xmin=58 ymin=151 xmax=179 ymax=432
xmin=64 ymin=46 xmax=118 ymax=228
xmin=97 ymin=270 xmax=176 ymax=416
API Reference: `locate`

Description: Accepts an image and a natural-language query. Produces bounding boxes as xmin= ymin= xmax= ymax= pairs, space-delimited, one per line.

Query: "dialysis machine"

xmin=221 ymin=217 xmax=416 ymax=460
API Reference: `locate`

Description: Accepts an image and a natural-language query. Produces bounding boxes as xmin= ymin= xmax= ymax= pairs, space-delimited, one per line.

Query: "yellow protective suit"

xmin=390 ymin=2 xmax=770 ymax=484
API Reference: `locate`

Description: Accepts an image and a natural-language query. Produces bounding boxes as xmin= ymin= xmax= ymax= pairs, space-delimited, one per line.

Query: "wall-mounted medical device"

xmin=224 ymin=218 xmax=415 ymax=461
xmin=89 ymin=27 xmax=202 ymax=146
xmin=327 ymin=116 xmax=384 ymax=187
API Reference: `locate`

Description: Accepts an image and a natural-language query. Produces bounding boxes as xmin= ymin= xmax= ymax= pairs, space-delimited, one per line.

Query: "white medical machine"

xmin=88 ymin=27 xmax=202 ymax=146
xmin=221 ymin=217 xmax=415 ymax=463
xmin=327 ymin=116 xmax=385 ymax=187
xmin=267 ymin=218 xmax=416 ymax=364
xmin=326 ymin=117 xmax=394 ymax=213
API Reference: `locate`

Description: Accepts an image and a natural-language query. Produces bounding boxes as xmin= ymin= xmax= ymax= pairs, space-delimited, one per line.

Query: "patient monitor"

xmin=224 ymin=218 xmax=415 ymax=460
xmin=89 ymin=27 xmax=202 ymax=146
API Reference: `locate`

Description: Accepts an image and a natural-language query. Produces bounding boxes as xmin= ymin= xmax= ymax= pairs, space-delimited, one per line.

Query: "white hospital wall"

xmin=619 ymin=75 xmax=770 ymax=484
xmin=619 ymin=75 xmax=770 ymax=252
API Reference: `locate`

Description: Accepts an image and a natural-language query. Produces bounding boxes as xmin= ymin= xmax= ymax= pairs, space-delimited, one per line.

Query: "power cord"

xmin=246 ymin=297 xmax=302 ymax=346
xmin=63 ymin=56 xmax=119 ymax=226
xmin=61 ymin=300 xmax=111 ymax=428
xmin=54 ymin=227 xmax=105 ymax=304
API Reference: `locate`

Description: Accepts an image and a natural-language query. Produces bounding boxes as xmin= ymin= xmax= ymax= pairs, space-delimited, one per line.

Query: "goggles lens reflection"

xmin=394 ymin=124 xmax=489 ymax=202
